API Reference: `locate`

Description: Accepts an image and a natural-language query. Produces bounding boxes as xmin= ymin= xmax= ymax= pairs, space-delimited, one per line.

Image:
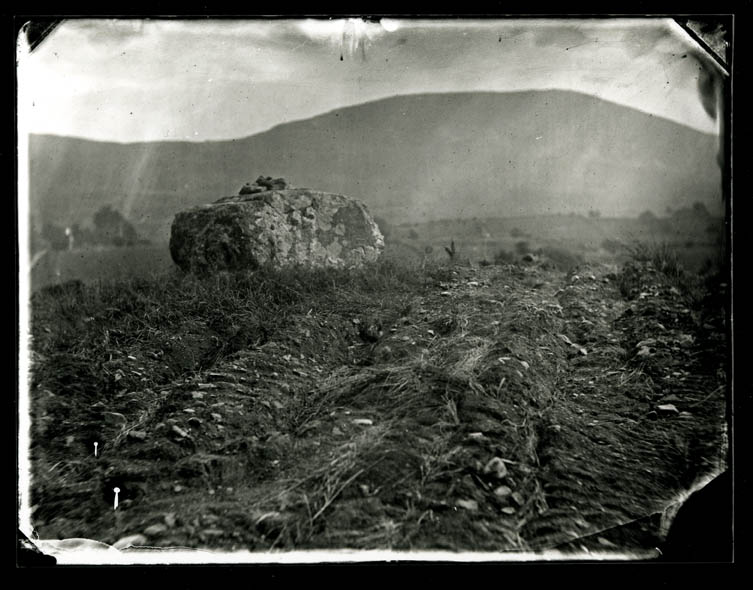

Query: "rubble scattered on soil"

xmin=28 ymin=257 xmax=727 ymax=554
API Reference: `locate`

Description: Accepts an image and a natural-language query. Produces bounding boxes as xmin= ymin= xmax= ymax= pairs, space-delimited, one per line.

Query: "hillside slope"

xmin=29 ymin=90 xmax=721 ymax=242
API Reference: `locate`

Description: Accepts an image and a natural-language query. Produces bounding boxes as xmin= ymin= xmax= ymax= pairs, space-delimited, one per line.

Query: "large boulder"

xmin=170 ymin=189 xmax=384 ymax=273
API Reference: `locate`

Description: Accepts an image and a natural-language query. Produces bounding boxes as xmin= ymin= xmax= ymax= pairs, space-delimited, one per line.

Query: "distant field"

xmin=29 ymin=244 xmax=175 ymax=292
xmin=389 ymin=214 xmax=724 ymax=274
xmin=24 ymin=214 xmax=724 ymax=292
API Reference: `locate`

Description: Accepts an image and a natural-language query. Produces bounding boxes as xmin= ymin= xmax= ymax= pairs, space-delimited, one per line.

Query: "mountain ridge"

xmin=29 ymin=89 xmax=718 ymax=146
xmin=28 ymin=89 xmax=722 ymax=242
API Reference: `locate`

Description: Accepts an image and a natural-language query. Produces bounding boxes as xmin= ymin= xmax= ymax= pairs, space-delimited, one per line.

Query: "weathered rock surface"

xmin=170 ymin=189 xmax=384 ymax=273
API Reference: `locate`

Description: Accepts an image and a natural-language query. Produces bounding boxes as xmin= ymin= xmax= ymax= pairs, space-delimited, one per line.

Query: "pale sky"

xmin=17 ymin=17 xmax=721 ymax=143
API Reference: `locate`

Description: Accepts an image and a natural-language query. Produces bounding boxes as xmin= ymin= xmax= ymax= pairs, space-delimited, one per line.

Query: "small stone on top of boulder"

xmin=239 ymin=176 xmax=289 ymax=195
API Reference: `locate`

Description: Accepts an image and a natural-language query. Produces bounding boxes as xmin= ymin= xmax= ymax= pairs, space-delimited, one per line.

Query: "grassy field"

xmin=29 ymin=244 xmax=175 ymax=292
xmin=23 ymin=237 xmax=729 ymax=559
xmin=26 ymin=213 xmax=724 ymax=293
xmin=384 ymin=213 xmax=723 ymax=275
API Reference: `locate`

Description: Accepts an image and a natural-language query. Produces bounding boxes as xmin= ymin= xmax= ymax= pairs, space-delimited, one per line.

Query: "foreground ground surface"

xmin=25 ymin=257 xmax=728 ymax=559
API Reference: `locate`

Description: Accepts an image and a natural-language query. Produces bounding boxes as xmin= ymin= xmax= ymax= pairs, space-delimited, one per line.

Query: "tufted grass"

xmin=28 ymin=258 xmax=456 ymax=400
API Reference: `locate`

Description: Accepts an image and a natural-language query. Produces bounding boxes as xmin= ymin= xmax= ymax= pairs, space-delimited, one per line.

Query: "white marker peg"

xmin=113 ymin=487 xmax=120 ymax=510
xmin=94 ymin=442 xmax=99 ymax=457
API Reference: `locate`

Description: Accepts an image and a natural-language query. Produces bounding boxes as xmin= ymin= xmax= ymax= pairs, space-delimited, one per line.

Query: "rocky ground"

xmin=25 ymin=257 xmax=728 ymax=559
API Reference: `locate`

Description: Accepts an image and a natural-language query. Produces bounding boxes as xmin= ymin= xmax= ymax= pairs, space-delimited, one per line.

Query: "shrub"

xmin=626 ymin=241 xmax=684 ymax=282
xmin=620 ymin=241 xmax=707 ymax=305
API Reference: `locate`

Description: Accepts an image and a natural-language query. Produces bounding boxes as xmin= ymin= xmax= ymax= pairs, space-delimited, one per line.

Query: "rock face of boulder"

xmin=170 ymin=189 xmax=384 ymax=273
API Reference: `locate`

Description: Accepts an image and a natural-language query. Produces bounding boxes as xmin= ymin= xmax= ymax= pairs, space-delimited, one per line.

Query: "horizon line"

xmin=26 ymin=88 xmax=718 ymax=146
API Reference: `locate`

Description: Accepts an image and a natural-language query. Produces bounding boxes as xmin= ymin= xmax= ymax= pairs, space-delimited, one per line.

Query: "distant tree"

xmin=510 ymin=227 xmax=525 ymax=238
xmin=588 ymin=209 xmax=601 ymax=218
xmin=638 ymin=210 xmax=657 ymax=222
xmin=92 ymin=205 xmax=138 ymax=247
xmin=408 ymin=228 xmax=419 ymax=240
